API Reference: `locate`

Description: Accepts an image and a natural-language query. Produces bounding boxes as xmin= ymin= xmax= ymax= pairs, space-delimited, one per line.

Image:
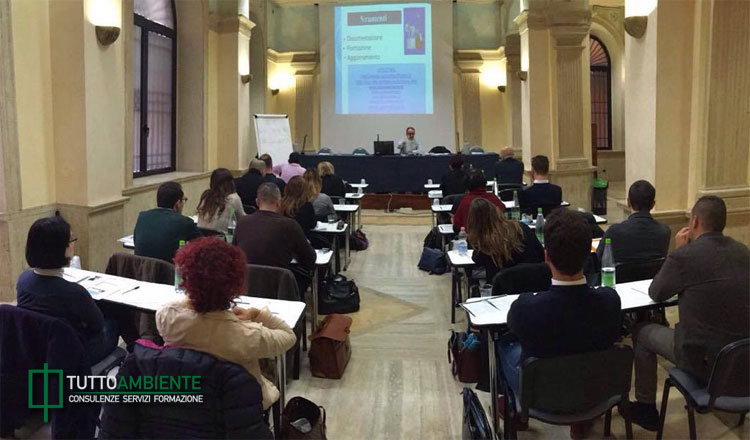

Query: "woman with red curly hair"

xmin=155 ymin=237 xmax=296 ymax=410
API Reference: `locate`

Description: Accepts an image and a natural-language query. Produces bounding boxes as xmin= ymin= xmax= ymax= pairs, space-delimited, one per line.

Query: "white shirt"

xmin=533 ymin=179 xmax=550 ymax=184
xmin=397 ymin=138 xmax=421 ymax=154
xmin=551 ymin=277 xmax=587 ymax=286
xmin=197 ymin=193 xmax=245 ymax=233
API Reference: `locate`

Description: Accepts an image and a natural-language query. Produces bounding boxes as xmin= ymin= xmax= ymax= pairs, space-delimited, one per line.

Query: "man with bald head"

xmin=494 ymin=146 xmax=524 ymax=184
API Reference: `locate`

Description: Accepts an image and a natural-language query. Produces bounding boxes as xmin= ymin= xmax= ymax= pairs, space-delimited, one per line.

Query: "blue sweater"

xmin=16 ymin=270 xmax=104 ymax=337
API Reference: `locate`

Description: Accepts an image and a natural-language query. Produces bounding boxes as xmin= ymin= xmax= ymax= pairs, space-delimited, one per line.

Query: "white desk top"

xmin=447 ymin=249 xmax=474 ymax=266
xmin=119 ymin=234 xmax=135 ymax=249
xmin=345 ymin=193 xmax=365 ymax=199
xmin=350 ymin=183 xmax=369 ymax=189
xmin=334 ymin=204 xmax=359 ymax=212
xmin=424 ymin=183 xmax=440 ymax=189
xmin=63 ymin=268 xmax=305 ymax=328
xmin=293 ymin=249 xmax=333 ymax=266
xmin=462 ymin=279 xmax=675 ymax=327
xmin=438 ymin=224 xmax=454 ymax=234
xmin=431 ymin=204 xmax=453 ymax=213
xmin=428 ymin=190 xmax=442 ymax=199
xmin=313 ymin=221 xmax=349 ymax=233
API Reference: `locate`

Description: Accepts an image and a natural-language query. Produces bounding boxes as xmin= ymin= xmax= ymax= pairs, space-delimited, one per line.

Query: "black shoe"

xmin=628 ymin=401 xmax=659 ymax=432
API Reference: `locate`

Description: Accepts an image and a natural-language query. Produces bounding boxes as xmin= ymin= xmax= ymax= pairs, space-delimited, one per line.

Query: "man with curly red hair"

xmin=156 ymin=237 xmax=296 ymax=410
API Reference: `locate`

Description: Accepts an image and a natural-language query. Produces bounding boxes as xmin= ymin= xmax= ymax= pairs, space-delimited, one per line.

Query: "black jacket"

xmin=519 ymin=182 xmax=563 ymax=215
xmin=440 ymin=169 xmax=469 ymax=196
xmin=494 ymin=157 xmax=524 ymax=184
xmin=507 ymin=284 xmax=621 ymax=360
xmin=236 ymin=169 xmax=265 ymax=208
xmin=263 ymin=173 xmax=286 ymax=195
xmin=596 ymin=212 xmax=671 ymax=264
xmin=134 ymin=208 xmax=200 ymax=263
xmin=472 ymin=223 xmax=544 ymax=281
xmin=321 ymin=174 xmax=348 ymax=198
xmin=99 ymin=343 xmax=273 ymax=439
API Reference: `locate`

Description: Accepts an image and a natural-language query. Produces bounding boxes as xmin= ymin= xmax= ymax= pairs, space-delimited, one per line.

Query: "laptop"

xmin=374 ymin=141 xmax=394 ymax=156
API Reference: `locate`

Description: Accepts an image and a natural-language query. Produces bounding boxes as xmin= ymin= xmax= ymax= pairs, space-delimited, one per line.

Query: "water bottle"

xmin=427 ymin=178 xmax=433 ymax=185
xmin=175 ymin=240 xmax=186 ymax=293
xmin=227 ymin=206 xmax=237 ymax=243
xmin=433 ymin=198 xmax=439 ymax=206
xmin=457 ymin=227 xmax=468 ymax=256
xmin=601 ymin=238 xmax=616 ymax=287
xmin=535 ymin=208 xmax=545 ymax=246
xmin=511 ymin=191 xmax=521 ymax=220
xmin=69 ymin=256 xmax=81 ymax=270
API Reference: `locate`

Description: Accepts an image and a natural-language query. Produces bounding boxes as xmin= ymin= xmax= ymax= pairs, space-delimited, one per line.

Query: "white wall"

xmin=318 ymin=2 xmax=455 ymax=153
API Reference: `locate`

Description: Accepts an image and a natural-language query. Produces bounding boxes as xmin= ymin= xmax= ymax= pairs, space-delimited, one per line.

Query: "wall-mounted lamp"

xmin=95 ymin=26 xmax=120 ymax=45
xmin=271 ymin=88 xmax=279 ymax=95
xmin=241 ymin=74 xmax=252 ymax=84
xmin=497 ymin=85 xmax=506 ymax=93
xmin=268 ymin=72 xmax=295 ymax=96
xmin=624 ymin=0 xmax=655 ymax=38
xmin=624 ymin=16 xmax=647 ymax=38
xmin=518 ymin=71 xmax=528 ymax=81
xmin=480 ymin=64 xmax=506 ymax=93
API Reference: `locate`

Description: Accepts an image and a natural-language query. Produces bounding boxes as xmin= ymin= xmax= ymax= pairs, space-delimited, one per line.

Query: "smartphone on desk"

xmin=336 ymin=220 xmax=345 ymax=230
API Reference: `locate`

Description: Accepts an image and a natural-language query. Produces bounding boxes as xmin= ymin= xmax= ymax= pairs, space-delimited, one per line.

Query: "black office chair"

xmin=657 ymin=339 xmax=750 ymax=440
xmin=198 ymin=227 xmax=226 ymax=240
xmin=429 ymin=146 xmax=451 ymax=154
xmin=243 ymin=205 xmax=257 ymax=215
xmin=469 ymin=147 xmax=485 ymax=154
xmin=352 ymin=148 xmax=369 ymax=155
xmin=504 ymin=344 xmax=635 ymax=440
xmin=497 ymin=185 xmax=523 ymax=202
xmin=491 ymin=263 xmax=551 ymax=296
xmin=317 ymin=147 xmax=332 ymax=155
xmin=616 ymin=258 xmax=666 ymax=283
xmin=521 ymin=204 xmax=563 ymax=218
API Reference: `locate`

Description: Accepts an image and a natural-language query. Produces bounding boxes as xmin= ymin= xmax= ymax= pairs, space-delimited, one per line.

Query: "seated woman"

xmin=280 ymin=176 xmax=316 ymax=232
xmin=303 ymin=168 xmax=337 ymax=222
xmin=156 ymin=237 xmax=296 ymax=410
xmin=197 ymin=168 xmax=246 ymax=234
xmin=318 ymin=161 xmax=347 ymax=199
xmin=16 ymin=215 xmax=139 ymax=364
xmin=466 ymin=198 xmax=543 ymax=282
xmin=440 ymin=154 xmax=469 ymax=196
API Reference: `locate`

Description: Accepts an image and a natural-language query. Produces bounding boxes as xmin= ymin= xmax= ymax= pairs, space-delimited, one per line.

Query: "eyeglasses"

xmin=69 ymin=235 xmax=78 ymax=243
xmin=181 ymin=197 xmax=188 ymax=202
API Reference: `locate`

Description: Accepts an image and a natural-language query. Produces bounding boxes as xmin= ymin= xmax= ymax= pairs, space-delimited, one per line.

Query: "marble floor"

xmin=288 ymin=219 xmax=749 ymax=440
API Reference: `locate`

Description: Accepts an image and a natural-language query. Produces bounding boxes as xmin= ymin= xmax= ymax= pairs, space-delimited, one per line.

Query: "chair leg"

xmin=302 ymin=315 xmax=307 ymax=352
xmin=619 ymin=398 xmax=634 ymax=440
xmin=657 ymin=378 xmax=672 ymax=440
xmin=293 ymin=340 xmax=301 ymax=380
xmin=604 ymin=408 xmax=612 ymax=437
xmin=687 ymin=405 xmax=697 ymax=440
xmin=739 ymin=412 xmax=747 ymax=427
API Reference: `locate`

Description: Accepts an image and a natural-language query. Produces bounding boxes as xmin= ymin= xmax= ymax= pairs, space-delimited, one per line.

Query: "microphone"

xmin=302 ymin=134 xmax=307 ymax=151
xmin=377 ymin=134 xmax=380 ymax=142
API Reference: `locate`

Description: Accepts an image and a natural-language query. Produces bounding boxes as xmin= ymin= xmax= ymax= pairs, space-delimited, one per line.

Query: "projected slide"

xmin=334 ymin=3 xmax=433 ymax=115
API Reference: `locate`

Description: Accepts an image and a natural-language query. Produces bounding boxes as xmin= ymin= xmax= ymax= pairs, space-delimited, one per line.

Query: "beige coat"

xmin=155 ymin=300 xmax=296 ymax=409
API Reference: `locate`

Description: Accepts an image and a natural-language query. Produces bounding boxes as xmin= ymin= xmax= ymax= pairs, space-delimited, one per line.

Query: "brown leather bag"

xmin=309 ymin=314 xmax=352 ymax=379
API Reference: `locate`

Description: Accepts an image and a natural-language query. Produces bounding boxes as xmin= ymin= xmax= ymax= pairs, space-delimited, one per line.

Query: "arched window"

xmin=133 ymin=0 xmax=176 ymax=176
xmin=590 ymin=36 xmax=612 ymax=150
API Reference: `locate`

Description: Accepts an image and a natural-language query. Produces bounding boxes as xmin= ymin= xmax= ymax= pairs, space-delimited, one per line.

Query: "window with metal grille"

xmin=590 ymin=36 xmax=612 ymax=150
xmin=133 ymin=0 xmax=176 ymax=176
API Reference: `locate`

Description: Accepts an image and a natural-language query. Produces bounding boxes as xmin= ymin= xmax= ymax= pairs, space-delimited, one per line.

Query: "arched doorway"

xmin=590 ymin=36 xmax=612 ymax=166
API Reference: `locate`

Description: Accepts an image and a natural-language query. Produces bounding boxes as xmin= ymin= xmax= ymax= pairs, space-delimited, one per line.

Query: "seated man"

xmin=440 ymin=154 xmax=468 ymax=197
xmin=629 ymin=196 xmax=750 ymax=431
xmin=259 ymin=153 xmax=286 ymax=194
xmin=397 ymin=126 xmax=421 ymax=155
xmin=494 ymin=146 xmax=524 ymax=185
xmin=234 ymin=158 xmax=266 ymax=209
xmin=134 ymin=182 xmax=200 ymax=263
xmin=502 ymin=209 xmax=621 ymax=437
xmin=233 ymin=183 xmax=316 ymax=294
xmin=272 ymin=152 xmax=307 ymax=183
xmin=452 ymin=170 xmax=505 ymax=233
xmin=597 ymin=180 xmax=671 ymax=264
xmin=519 ymin=155 xmax=562 ymax=215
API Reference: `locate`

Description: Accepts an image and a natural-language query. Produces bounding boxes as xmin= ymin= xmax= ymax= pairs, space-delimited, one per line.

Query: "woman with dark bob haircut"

xmin=16 ymin=215 xmax=139 ymax=364
xmin=156 ymin=237 xmax=296 ymax=410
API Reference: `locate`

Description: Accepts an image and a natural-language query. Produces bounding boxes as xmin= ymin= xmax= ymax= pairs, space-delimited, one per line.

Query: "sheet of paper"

xmin=79 ymin=276 xmax=139 ymax=300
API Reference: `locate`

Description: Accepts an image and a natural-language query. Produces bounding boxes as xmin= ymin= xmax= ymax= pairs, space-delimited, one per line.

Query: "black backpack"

xmin=318 ymin=275 xmax=360 ymax=314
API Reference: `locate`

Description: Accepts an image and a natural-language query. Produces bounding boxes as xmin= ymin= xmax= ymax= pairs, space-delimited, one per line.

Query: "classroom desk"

xmin=447 ymin=249 xmax=475 ymax=323
xmin=437 ymin=224 xmax=454 ymax=250
xmin=62 ymin=267 xmax=305 ymax=438
xmin=460 ymin=279 xmax=678 ymax=440
xmin=344 ymin=192 xmax=365 ymax=229
xmin=430 ymin=204 xmax=453 ymax=227
xmin=334 ymin=203 xmax=360 ymax=232
xmin=298 ymin=153 xmax=499 ymax=193
xmin=313 ymin=221 xmax=350 ymax=272
xmin=310 ymin=250 xmax=333 ymax=335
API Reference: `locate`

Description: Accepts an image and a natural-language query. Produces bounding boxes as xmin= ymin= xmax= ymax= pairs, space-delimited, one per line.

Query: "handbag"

xmin=462 ymin=387 xmax=492 ymax=440
xmin=319 ymin=275 xmax=360 ymax=314
xmin=281 ymin=396 xmax=327 ymax=439
xmin=423 ymin=227 xmax=442 ymax=250
xmin=309 ymin=314 xmax=352 ymax=379
xmin=418 ymin=247 xmax=447 ymax=275
xmin=449 ymin=330 xmax=482 ymax=383
xmin=349 ymin=229 xmax=369 ymax=251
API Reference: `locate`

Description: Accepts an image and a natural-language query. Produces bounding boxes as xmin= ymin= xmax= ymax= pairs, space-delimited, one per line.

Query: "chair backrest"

xmin=497 ymin=186 xmax=522 ymax=202
xmin=469 ymin=147 xmax=485 ymax=154
xmin=245 ymin=264 xmax=300 ymax=301
xmin=522 ymin=204 xmax=562 ymax=217
xmin=706 ymin=338 xmax=750 ymax=405
xmin=100 ymin=343 xmax=271 ymax=439
xmin=429 ymin=146 xmax=451 ymax=154
xmin=243 ymin=205 xmax=257 ymax=215
xmin=519 ymin=344 xmax=633 ymax=419
xmin=615 ymin=258 xmax=665 ymax=284
xmin=198 ymin=226 xmax=226 ymax=239
xmin=352 ymin=148 xmax=369 ymax=155
xmin=492 ymin=263 xmax=551 ymax=296
xmin=317 ymin=147 xmax=332 ymax=155
xmin=105 ymin=252 xmax=175 ymax=285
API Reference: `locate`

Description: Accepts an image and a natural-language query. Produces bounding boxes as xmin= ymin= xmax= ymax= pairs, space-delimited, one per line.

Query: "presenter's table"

xmin=299 ymin=153 xmax=500 ymax=193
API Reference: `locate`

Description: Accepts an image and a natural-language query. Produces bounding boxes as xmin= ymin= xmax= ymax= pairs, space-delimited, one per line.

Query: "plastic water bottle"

xmin=433 ymin=198 xmax=439 ymax=206
xmin=227 ymin=206 xmax=237 ymax=243
xmin=535 ymin=208 xmax=545 ymax=246
xmin=357 ymin=185 xmax=363 ymax=194
xmin=601 ymin=238 xmax=616 ymax=287
xmin=457 ymin=227 xmax=468 ymax=256
xmin=511 ymin=191 xmax=521 ymax=221
xmin=69 ymin=256 xmax=81 ymax=270
xmin=175 ymin=240 xmax=186 ymax=293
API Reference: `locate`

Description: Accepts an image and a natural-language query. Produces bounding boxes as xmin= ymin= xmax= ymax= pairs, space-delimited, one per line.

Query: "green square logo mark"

xmin=28 ymin=363 xmax=64 ymax=422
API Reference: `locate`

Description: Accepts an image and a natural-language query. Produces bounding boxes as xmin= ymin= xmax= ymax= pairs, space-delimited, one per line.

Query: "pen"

xmin=119 ymin=286 xmax=140 ymax=295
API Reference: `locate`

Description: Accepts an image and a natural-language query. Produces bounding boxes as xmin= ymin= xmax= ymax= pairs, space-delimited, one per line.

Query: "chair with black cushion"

xmin=429 ymin=146 xmax=451 ymax=154
xmin=504 ymin=344 xmax=635 ymax=440
xmin=497 ymin=185 xmax=523 ymax=202
xmin=245 ymin=264 xmax=305 ymax=380
xmin=584 ymin=252 xmax=601 ymax=288
xmin=616 ymin=258 xmax=665 ymax=284
xmin=197 ymin=226 xmax=226 ymax=240
xmin=352 ymin=148 xmax=369 ymax=155
xmin=99 ymin=342 xmax=273 ymax=439
xmin=521 ymin=204 xmax=562 ymax=218
xmin=317 ymin=147 xmax=332 ymax=155
xmin=243 ymin=205 xmax=257 ymax=215
xmin=469 ymin=147 xmax=485 ymax=154
xmin=491 ymin=263 xmax=551 ymax=296
xmin=656 ymin=339 xmax=750 ymax=440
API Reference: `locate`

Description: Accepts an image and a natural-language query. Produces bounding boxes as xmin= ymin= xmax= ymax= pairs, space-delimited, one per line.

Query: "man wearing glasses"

xmin=133 ymin=182 xmax=200 ymax=263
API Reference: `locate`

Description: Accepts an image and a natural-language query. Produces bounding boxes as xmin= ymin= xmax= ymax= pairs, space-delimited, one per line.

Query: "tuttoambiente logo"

xmin=28 ymin=364 xmax=204 ymax=421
